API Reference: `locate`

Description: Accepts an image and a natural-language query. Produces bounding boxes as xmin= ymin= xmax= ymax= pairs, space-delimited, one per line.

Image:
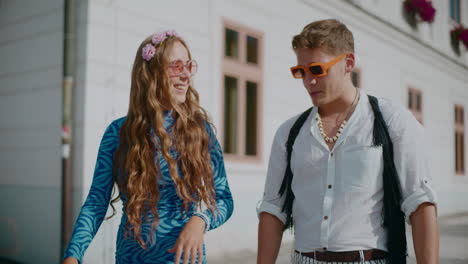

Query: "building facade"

xmin=1 ymin=0 xmax=467 ymax=263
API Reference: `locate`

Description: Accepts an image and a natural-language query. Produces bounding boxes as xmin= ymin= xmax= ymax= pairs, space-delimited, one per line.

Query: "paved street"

xmin=209 ymin=213 xmax=468 ymax=264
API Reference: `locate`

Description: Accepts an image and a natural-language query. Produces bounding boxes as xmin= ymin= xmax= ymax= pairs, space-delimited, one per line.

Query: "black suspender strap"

xmin=368 ymin=95 xmax=407 ymax=264
xmin=278 ymin=107 xmax=313 ymax=230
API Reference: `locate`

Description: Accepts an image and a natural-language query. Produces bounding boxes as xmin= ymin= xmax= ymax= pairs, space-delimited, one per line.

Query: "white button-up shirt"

xmin=257 ymin=90 xmax=437 ymax=252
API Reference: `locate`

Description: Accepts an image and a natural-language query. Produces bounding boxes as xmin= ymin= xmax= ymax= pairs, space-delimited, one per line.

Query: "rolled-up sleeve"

xmin=383 ymin=100 xmax=437 ymax=224
xmin=256 ymin=125 xmax=290 ymax=224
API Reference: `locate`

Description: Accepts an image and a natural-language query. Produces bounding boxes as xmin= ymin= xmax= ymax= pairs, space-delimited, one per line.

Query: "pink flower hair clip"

xmin=142 ymin=29 xmax=180 ymax=62
xmin=142 ymin=44 xmax=156 ymax=61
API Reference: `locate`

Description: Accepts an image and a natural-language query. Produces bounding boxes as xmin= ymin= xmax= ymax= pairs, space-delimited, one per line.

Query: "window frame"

xmin=455 ymin=104 xmax=465 ymax=175
xmin=351 ymin=67 xmax=362 ymax=89
xmin=220 ymin=20 xmax=264 ymax=162
xmin=450 ymin=0 xmax=462 ymax=25
xmin=408 ymin=87 xmax=423 ymax=124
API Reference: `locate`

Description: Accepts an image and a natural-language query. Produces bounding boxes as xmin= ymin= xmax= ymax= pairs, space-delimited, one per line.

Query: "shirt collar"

xmin=309 ymin=89 xmax=367 ymax=151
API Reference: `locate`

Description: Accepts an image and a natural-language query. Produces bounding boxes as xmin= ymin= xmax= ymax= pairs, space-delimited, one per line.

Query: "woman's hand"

xmin=62 ymin=257 xmax=78 ymax=264
xmin=168 ymin=215 xmax=206 ymax=264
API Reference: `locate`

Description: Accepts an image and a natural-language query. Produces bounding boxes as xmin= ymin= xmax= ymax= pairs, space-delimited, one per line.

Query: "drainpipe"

xmin=61 ymin=0 xmax=75 ymax=258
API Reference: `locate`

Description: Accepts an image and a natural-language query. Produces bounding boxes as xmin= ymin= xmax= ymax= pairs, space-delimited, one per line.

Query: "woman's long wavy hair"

xmin=107 ymin=34 xmax=217 ymax=248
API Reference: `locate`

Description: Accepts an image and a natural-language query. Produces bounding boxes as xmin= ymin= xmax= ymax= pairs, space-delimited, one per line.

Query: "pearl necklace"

xmin=316 ymin=89 xmax=359 ymax=143
xmin=316 ymin=115 xmax=346 ymax=143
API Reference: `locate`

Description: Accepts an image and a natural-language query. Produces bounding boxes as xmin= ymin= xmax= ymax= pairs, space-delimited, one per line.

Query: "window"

xmin=455 ymin=105 xmax=465 ymax=175
xmin=246 ymin=36 xmax=258 ymax=64
xmin=222 ymin=22 xmax=263 ymax=159
xmin=225 ymin=29 xmax=239 ymax=58
xmin=223 ymin=76 xmax=238 ymax=154
xmin=351 ymin=68 xmax=362 ymax=88
xmin=408 ymin=88 xmax=423 ymax=124
xmin=450 ymin=0 xmax=461 ymax=24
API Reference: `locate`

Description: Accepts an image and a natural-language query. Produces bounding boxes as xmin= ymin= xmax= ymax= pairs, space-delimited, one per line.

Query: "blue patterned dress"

xmin=64 ymin=112 xmax=234 ymax=263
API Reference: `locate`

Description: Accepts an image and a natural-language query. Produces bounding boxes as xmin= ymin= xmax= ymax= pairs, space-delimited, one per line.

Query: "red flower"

xmin=405 ymin=0 xmax=436 ymax=23
xmin=451 ymin=26 xmax=464 ymax=35
xmin=459 ymin=29 xmax=468 ymax=49
xmin=451 ymin=26 xmax=468 ymax=50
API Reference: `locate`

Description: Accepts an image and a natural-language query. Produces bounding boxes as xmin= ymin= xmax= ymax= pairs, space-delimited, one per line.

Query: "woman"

xmin=63 ymin=30 xmax=234 ymax=264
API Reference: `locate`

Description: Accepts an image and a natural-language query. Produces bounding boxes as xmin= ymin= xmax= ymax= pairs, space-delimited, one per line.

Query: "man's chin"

xmin=310 ymin=97 xmax=322 ymax=107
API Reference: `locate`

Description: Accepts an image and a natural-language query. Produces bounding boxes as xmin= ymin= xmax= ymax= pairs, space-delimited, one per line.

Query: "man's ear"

xmin=345 ymin=53 xmax=355 ymax=73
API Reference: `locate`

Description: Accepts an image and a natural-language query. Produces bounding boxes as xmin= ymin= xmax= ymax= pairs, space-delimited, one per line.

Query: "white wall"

xmin=0 ymin=0 xmax=64 ymax=262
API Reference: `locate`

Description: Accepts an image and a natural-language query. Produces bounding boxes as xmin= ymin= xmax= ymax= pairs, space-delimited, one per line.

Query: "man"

xmin=257 ymin=19 xmax=438 ymax=264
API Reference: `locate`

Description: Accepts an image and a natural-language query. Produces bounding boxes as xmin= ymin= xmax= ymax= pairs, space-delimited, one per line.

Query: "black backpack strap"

xmin=278 ymin=107 xmax=313 ymax=230
xmin=368 ymin=95 xmax=407 ymax=264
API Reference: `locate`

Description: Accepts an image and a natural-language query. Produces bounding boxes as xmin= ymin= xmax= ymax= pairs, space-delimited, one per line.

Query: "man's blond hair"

xmin=292 ymin=19 xmax=354 ymax=55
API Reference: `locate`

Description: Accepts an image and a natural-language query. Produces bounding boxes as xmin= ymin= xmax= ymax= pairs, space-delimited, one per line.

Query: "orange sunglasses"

xmin=290 ymin=54 xmax=347 ymax=79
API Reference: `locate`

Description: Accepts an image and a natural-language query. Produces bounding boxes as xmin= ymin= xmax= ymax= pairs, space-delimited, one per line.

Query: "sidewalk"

xmin=208 ymin=213 xmax=468 ymax=263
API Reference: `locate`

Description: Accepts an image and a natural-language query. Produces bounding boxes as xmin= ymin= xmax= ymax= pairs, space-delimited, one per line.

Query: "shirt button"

xmin=324 ymin=216 xmax=328 ymax=220
xmin=328 ymin=184 xmax=332 ymax=189
xmin=330 ymin=152 xmax=334 ymax=157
